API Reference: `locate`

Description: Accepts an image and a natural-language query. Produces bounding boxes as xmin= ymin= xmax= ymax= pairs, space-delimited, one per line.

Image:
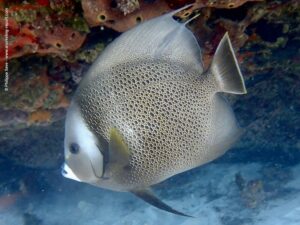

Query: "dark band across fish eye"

xmin=70 ymin=143 xmax=80 ymax=154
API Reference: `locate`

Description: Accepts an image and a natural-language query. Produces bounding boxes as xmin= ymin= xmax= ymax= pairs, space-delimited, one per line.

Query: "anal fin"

xmin=131 ymin=188 xmax=193 ymax=217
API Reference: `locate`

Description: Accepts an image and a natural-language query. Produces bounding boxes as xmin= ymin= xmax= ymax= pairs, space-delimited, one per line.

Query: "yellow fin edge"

xmin=109 ymin=128 xmax=130 ymax=158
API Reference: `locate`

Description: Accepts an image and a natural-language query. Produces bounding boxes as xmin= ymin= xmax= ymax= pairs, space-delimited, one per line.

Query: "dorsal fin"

xmin=209 ymin=32 xmax=247 ymax=94
xmin=90 ymin=6 xmax=203 ymax=75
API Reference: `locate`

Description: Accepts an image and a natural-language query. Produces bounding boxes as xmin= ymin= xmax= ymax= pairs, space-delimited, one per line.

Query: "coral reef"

xmin=81 ymin=0 xmax=170 ymax=31
xmin=0 ymin=0 xmax=88 ymax=70
xmin=230 ymin=1 xmax=300 ymax=163
xmin=81 ymin=0 xmax=261 ymax=32
xmin=117 ymin=0 xmax=140 ymax=15
xmin=0 ymin=60 xmax=69 ymax=127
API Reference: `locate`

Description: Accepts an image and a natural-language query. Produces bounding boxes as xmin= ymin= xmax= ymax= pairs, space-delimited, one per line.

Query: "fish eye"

xmin=70 ymin=143 xmax=80 ymax=154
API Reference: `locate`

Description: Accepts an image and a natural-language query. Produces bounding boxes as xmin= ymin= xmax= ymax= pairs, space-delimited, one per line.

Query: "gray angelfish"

xmin=62 ymin=6 xmax=247 ymax=217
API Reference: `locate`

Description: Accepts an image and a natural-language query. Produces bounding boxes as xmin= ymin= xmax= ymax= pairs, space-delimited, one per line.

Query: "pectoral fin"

xmin=131 ymin=188 xmax=193 ymax=217
xmin=109 ymin=128 xmax=130 ymax=167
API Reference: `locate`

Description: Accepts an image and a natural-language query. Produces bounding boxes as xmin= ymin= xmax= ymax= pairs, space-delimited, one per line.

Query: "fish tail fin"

xmin=131 ymin=189 xmax=193 ymax=217
xmin=209 ymin=32 xmax=247 ymax=95
xmin=208 ymin=95 xmax=243 ymax=162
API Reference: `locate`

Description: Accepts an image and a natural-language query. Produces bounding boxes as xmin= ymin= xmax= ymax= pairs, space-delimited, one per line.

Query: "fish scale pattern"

xmin=76 ymin=59 xmax=216 ymax=187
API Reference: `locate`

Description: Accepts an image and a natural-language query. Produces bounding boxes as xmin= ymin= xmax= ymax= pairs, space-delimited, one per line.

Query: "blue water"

xmin=1 ymin=139 xmax=300 ymax=225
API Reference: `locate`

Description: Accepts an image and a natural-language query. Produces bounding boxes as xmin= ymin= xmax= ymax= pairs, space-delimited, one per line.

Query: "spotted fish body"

xmin=63 ymin=7 xmax=247 ymax=216
xmin=77 ymin=61 xmax=218 ymax=190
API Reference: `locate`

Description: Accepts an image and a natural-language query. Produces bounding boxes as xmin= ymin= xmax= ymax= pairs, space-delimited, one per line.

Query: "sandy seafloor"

xmin=0 ymin=157 xmax=300 ymax=225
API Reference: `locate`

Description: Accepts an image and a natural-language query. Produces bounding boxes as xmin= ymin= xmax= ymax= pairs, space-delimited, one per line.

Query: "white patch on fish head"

xmin=62 ymin=101 xmax=103 ymax=184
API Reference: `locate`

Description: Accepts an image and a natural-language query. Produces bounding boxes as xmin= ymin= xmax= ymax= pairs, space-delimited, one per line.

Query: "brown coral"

xmin=81 ymin=0 xmax=262 ymax=32
xmin=82 ymin=0 xmax=170 ymax=31
xmin=0 ymin=67 xmax=69 ymax=121
xmin=117 ymin=0 xmax=140 ymax=15
xmin=0 ymin=1 xmax=87 ymax=70
xmin=28 ymin=110 xmax=52 ymax=124
xmin=34 ymin=25 xmax=86 ymax=56
xmin=195 ymin=0 xmax=262 ymax=9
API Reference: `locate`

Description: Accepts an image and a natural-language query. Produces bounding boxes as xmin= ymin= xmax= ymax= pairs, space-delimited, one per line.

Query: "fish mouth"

xmin=61 ymin=163 xmax=81 ymax=182
xmin=62 ymin=160 xmax=103 ymax=183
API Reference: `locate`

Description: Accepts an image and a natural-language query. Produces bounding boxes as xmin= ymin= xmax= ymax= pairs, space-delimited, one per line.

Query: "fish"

xmin=62 ymin=6 xmax=247 ymax=217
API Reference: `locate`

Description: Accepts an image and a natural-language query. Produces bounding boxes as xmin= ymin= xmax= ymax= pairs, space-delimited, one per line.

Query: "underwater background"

xmin=0 ymin=0 xmax=299 ymax=224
